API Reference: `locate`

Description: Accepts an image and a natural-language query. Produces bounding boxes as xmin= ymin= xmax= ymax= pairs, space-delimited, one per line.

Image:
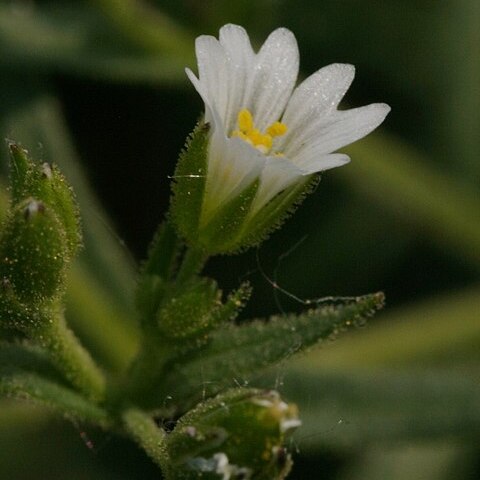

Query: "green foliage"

xmin=0 ymin=367 xmax=110 ymax=427
xmin=157 ymin=294 xmax=384 ymax=408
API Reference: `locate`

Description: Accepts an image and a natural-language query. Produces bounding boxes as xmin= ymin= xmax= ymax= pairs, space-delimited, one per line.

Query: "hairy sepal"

xmin=170 ymin=123 xmax=210 ymax=244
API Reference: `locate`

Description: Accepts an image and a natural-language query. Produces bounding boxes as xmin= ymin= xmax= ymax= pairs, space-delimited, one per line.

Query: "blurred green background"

xmin=0 ymin=0 xmax=479 ymax=479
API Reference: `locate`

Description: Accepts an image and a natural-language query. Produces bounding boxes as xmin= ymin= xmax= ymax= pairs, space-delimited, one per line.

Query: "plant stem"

xmin=122 ymin=408 xmax=169 ymax=470
xmin=175 ymin=247 xmax=208 ymax=286
xmin=31 ymin=310 xmax=106 ymax=403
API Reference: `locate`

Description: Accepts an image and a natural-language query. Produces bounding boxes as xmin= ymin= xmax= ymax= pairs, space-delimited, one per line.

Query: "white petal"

xmin=251 ymin=156 xmax=303 ymax=214
xmin=195 ymin=35 xmax=230 ymax=126
xmin=186 ymin=67 xmax=215 ymax=125
xmin=245 ymin=28 xmax=299 ymax=131
xmin=281 ymin=63 xmax=355 ymax=142
xmin=293 ymin=152 xmax=351 ymax=174
xmin=286 ymin=103 xmax=390 ymax=159
xmin=219 ymin=24 xmax=255 ymax=133
xmin=202 ymin=129 xmax=265 ymax=223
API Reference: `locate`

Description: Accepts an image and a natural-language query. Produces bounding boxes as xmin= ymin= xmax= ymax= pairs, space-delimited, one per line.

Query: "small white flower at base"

xmin=186 ymin=24 xmax=390 ymax=223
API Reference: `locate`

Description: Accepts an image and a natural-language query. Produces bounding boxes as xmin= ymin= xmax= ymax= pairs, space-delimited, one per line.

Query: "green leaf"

xmin=294 ymin=285 xmax=480 ymax=370
xmin=157 ymin=293 xmax=384 ymax=409
xmin=0 ymin=341 xmax=62 ymax=381
xmin=0 ymin=366 xmax=110 ymax=427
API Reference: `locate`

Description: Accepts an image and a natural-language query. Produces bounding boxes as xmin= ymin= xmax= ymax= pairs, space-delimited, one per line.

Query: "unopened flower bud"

xmin=0 ymin=199 xmax=68 ymax=304
xmin=165 ymin=388 xmax=300 ymax=479
xmin=7 ymin=143 xmax=81 ymax=257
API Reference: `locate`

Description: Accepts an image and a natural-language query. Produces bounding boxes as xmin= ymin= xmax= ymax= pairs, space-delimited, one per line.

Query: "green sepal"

xmin=198 ymin=180 xmax=259 ymax=254
xmin=0 ymin=199 xmax=68 ymax=304
xmin=37 ymin=162 xmax=81 ymax=257
xmin=159 ymin=293 xmax=384 ymax=407
xmin=165 ymin=388 xmax=298 ymax=480
xmin=8 ymin=142 xmax=32 ymax=205
xmin=208 ymin=281 xmax=252 ymax=326
xmin=239 ymin=175 xmax=319 ymax=249
xmin=170 ymin=122 xmax=210 ymax=243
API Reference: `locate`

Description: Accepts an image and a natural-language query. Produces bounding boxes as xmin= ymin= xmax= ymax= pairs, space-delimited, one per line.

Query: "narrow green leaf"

xmin=0 ymin=341 xmax=61 ymax=380
xmin=294 ymin=285 xmax=480 ymax=370
xmin=0 ymin=367 xmax=110 ymax=427
xmin=157 ymin=293 xmax=384 ymax=409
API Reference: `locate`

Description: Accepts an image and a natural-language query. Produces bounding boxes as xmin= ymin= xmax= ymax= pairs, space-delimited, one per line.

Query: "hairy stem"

xmin=122 ymin=408 xmax=169 ymax=470
xmin=31 ymin=310 xmax=106 ymax=403
xmin=175 ymin=247 xmax=208 ymax=286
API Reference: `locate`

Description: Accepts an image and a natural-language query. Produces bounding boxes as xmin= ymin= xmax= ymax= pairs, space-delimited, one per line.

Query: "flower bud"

xmin=8 ymin=143 xmax=81 ymax=257
xmin=157 ymin=278 xmax=220 ymax=341
xmin=165 ymin=388 xmax=300 ymax=480
xmin=0 ymin=199 xmax=68 ymax=304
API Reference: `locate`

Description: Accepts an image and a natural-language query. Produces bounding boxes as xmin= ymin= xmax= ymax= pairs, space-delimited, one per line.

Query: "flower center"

xmin=231 ymin=109 xmax=287 ymax=155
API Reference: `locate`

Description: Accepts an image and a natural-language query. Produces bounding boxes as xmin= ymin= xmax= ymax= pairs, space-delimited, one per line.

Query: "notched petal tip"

xmin=219 ymin=23 xmax=249 ymax=40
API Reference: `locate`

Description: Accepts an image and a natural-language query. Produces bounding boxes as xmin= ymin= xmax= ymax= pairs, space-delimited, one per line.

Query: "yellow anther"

xmin=266 ymin=121 xmax=288 ymax=137
xmin=231 ymin=109 xmax=287 ymax=155
xmin=237 ymin=109 xmax=254 ymax=133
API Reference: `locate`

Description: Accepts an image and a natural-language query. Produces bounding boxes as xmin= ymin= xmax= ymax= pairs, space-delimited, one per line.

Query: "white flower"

xmin=186 ymin=24 xmax=390 ymax=223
